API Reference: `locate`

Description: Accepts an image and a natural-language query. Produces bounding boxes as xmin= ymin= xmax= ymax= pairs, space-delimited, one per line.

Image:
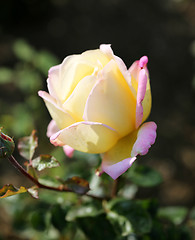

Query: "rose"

xmin=38 ymin=44 xmax=157 ymax=179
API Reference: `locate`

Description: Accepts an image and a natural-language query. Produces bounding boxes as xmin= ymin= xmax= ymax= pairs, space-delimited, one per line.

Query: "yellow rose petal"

xmin=50 ymin=121 xmax=119 ymax=153
xmin=142 ymin=80 xmax=152 ymax=123
xmin=82 ymin=49 xmax=110 ymax=67
xmin=63 ymin=75 xmax=97 ymax=121
xmin=38 ymin=91 xmax=76 ymax=129
xmin=101 ymin=129 xmax=138 ymax=165
xmin=83 ymin=60 xmax=136 ymax=137
xmin=59 ymin=55 xmax=95 ymax=102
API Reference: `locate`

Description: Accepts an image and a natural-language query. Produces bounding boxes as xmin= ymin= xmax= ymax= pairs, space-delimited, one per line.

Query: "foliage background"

xmin=0 ymin=0 xmax=194 ymax=239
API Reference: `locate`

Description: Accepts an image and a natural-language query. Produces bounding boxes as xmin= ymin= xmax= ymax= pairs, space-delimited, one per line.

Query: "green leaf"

xmin=76 ymin=213 xmax=116 ymax=240
xmin=0 ymin=184 xmax=27 ymax=198
xmin=63 ymin=176 xmax=90 ymax=195
xmin=107 ymin=211 xmax=133 ymax=236
xmin=51 ymin=204 xmax=67 ymax=231
xmin=189 ymin=207 xmax=195 ymax=220
xmin=16 ymin=67 xmax=42 ymax=93
xmin=137 ymin=199 xmax=159 ymax=217
xmin=158 ymin=207 xmax=188 ymax=225
xmin=32 ymin=154 xmax=60 ymax=171
xmin=12 ymin=104 xmax=35 ymax=137
xmin=38 ymin=175 xmax=60 ymax=188
xmin=107 ymin=198 xmax=152 ymax=234
xmin=127 ymin=164 xmax=163 ymax=187
xmin=0 ymin=67 xmax=12 ymax=84
xmin=67 ymin=204 xmax=102 ymax=221
xmin=13 ymin=39 xmax=35 ymax=62
xmin=34 ymin=50 xmax=59 ymax=74
xmin=18 ymin=130 xmax=38 ymax=161
xmin=30 ymin=210 xmax=46 ymax=231
xmin=27 ymin=165 xmax=38 ymax=179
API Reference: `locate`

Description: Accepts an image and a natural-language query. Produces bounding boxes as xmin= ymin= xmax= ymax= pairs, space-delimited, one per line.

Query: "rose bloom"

xmin=39 ymin=45 xmax=157 ymax=179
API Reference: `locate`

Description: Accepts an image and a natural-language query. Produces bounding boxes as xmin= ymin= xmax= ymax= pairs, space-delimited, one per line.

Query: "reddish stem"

xmin=7 ymin=155 xmax=108 ymax=201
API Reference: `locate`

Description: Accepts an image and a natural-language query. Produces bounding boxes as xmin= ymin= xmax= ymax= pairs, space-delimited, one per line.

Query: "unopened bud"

xmin=0 ymin=128 xmax=15 ymax=158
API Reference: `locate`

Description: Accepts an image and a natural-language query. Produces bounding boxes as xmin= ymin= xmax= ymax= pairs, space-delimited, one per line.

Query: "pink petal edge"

xmin=38 ymin=90 xmax=61 ymax=111
xmin=102 ymin=157 xmax=137 ymax=180
xmin=101 ymin=121 xmax=157 ymax=180
xmin=139 ymin=56 xmax=148 ymax=68
xmin=50 ymin=121 xmax=118 ymax=149
xmin=63 ymin=145 xmax=74 ymax=158
xmin=131 ymin=121 xmax=157 ymax=157
xmin=47 ymin=120 xmax=59 ymax=138
xmin=47 ymin=64 xmax=61 ymax=100
xmin=136 ymin=69 xmax=147 ymax=128
xmin=47 ymin=120 xmax=75 ymax=158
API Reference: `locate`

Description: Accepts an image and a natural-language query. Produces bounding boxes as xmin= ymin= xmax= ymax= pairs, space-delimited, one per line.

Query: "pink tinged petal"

xmin=47 ymin=64 xmax=61 ymax=101
xmin=63 ymin=145 xmax=74 ymax=158
xmin=102 ymin=157 xmax=136 ymax=180
xmin=38 ymin=91 xmax=76 ymax=129
xmin=83 ymin=60 xmax=136 ymax=137
xmin=101 ymin=128 xmax=138 ymax=179
xmin=101 ymin=121 xmax=157 ymax=179
xmin=50 ymin=121 xmax=119 ymax=154
xmin=129 ymin=56 xmax=149 ymax=95
xmin=47 ymin=120 xmax=59 ymax=138
xmin=131 ymin=121 xmax=157 ymax=157
xmin=46 ymin=120 xmax=75 ymax=158
xmin=63 ymin=75 xmax=97 ymax=121
xmin=50 ymin=131 xmax=65 ymax=146
xmin=136 ymin=69 xmax=147 ymax=128
xmin=139 ymin=56 xmax=148 ymax=68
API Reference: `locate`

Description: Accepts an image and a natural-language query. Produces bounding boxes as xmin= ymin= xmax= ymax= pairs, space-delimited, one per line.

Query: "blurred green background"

xmin=0 ymin=0 xmax=195 ymax=239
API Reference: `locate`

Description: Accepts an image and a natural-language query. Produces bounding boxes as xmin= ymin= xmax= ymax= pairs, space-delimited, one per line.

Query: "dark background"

xmin=0 ymin=0 xmax=195 ymax=207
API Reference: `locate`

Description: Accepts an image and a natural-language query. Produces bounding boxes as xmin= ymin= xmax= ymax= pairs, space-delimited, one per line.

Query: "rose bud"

xmin=0 ymin=128 xmax=15 ymax=158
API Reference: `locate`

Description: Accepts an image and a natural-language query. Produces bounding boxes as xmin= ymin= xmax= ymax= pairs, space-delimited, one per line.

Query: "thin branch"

xmin=111 ymin=178 xmax=119 ymax=198
xmin=8 ymin=155 xmax=40 ymax=186
xmin=7 ymin=155 xmax=108 ymax=201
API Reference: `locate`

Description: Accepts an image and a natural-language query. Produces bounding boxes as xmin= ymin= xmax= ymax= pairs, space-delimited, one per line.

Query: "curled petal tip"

xmin=50 ymin=131 xmax=64 ymax=147
xmin=38 ymin=90 xmax=44 ymax=97
xmin=63 ymin=145 xmax=74 ymax=158
xmin=139 ymin=56 xmax=148 ymax=68
xmin=131 ymin=121 xmax=157 ymax=157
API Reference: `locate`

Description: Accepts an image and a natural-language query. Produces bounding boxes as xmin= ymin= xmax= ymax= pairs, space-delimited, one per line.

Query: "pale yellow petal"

xmin=142 ymin=80 xmax=152 ymax=122
xmin=50 ymin=121 xmax=119 ymax=153
xmin=63 ymin=75 xmax=97 ymax=121
xmin=101 ymin=129 xmax=138 ymax=165
xmin=38 ymin=91 xmax=76 ymax=129
xmin=58 ymin=49 xmax=110 ymax=103
xmin=83 ymin=60 xmax=136 ymax=137
xmin=59 ymin=55 xmax=95 ymax=102
xmin=81 ymin=49 xmax=110 ymax=67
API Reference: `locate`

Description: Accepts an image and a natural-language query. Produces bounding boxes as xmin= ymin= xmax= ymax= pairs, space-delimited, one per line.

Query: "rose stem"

xmin=111 ymin=179 xmax=119 ymax=198
xmin=7 ymin=155 xmax=108 ymax=201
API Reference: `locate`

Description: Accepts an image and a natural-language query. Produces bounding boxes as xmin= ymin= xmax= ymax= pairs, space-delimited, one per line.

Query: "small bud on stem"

xmin=0 ymin=128 xmax=15 ymax=159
